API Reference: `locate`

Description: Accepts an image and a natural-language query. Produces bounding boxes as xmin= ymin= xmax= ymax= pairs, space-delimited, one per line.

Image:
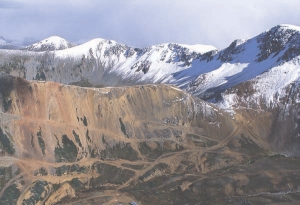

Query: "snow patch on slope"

xmin=55 ymin=38 xmax=109 ymax=57
xmin=178 ymin=44 xmax=217 ymax=54
xmin=253 ymin=58 xmax=300 ymax=105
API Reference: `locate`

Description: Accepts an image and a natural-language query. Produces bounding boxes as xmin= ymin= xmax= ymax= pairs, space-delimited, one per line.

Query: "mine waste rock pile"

xmin=0 ymin=73 xmax=300 ymax=204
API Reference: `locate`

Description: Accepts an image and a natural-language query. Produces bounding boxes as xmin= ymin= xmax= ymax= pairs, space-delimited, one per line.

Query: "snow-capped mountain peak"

xmin=182 ymin=24 xmax=300 ymax=107
xmin=255 ymin=24 xmax=300 ymax=63
xmin=26 ymin=36 xmax=75 ymax=52
xmin=277 ymin=24 xmax=300 ymax=31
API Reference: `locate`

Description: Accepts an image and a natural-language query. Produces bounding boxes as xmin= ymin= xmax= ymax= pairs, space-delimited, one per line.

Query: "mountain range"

xmin=0 ymin=36 xmax=38 ymax=50
xmin=1 ymin=24 xmax=300 ymax=107
xmin=1 ymin=24 xmax=300 ymax=204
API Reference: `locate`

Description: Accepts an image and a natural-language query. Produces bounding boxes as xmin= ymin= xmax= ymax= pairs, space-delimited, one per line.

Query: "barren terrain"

xmin=0 ymin=75 xmax=300 ymax=204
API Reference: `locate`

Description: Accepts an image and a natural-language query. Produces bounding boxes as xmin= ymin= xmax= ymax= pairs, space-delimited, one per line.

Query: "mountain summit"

xmin=25 ymin=36 xmax=75 ymax=51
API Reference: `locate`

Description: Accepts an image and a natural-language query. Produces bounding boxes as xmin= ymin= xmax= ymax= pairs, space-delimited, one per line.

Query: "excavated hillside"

xmin=1 ymin=74 xmax=300 ymax=205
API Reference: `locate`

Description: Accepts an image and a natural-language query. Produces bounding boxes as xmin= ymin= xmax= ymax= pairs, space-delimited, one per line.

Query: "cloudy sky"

xmin=1 ymin=0 xmax=300 ymax=49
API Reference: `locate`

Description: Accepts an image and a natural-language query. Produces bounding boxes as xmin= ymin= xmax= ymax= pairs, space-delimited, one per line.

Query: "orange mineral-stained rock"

xmin=0 ymin=74 xmax=300 ymax=205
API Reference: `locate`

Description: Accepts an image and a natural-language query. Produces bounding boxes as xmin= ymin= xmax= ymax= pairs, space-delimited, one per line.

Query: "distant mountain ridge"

xmin=0 ymin=36 xmax=40 ymax=49
xmin=0 ymin=24 xmax=300 ymax=111
xmin=0 ymin=36 xmax=19 ymax=49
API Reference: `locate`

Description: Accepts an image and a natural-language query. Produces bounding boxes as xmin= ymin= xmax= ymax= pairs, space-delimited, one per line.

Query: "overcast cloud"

xmin=1 ymin=0 xmax=300 ymax=49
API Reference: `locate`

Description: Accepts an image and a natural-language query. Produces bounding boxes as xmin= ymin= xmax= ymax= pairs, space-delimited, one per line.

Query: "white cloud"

xmin=0 ymin=0 xmax=300 ymax=48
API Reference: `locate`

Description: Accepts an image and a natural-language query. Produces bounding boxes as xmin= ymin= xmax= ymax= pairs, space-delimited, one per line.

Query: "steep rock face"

xmin=256 ymin=25 xmax=300 ymax=63
xmin=2 ymin=75 xmax=300 ymax=204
